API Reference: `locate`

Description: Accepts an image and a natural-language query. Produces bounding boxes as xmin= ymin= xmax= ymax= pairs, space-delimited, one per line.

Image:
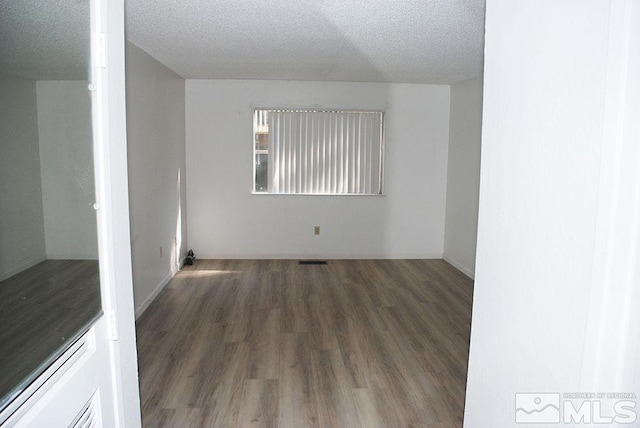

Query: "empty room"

xmin=125 ymin=0 xmax=640 ymax=425
xmin=1 ymin=0 xmax=639 ymax=427
xmin=126 ymin=0 xmax=483 ymax=426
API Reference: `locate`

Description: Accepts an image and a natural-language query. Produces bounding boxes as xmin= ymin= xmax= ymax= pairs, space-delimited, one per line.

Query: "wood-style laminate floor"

xmin=136 ymin=259 xmax=473 ymax=427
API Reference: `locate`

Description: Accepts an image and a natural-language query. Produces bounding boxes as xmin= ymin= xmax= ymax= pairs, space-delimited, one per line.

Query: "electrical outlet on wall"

xmin=314 ymin=226 xmax=320 ymax=235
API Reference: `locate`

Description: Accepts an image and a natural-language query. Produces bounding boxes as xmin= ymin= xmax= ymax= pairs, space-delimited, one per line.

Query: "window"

xmin=253 ymin=109 xmax=384 ymax=195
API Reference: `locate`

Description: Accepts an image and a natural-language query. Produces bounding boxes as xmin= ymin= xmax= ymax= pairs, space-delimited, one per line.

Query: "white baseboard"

xmin=0 ymin=254 xmax=47 ymax=282
xmin=193 ymin=252 xmax=445 ymax=260
xmin=442 ymin=253 xmax=475 ymax=279
xmin=46 ymin=253 xmax=99 ymax=260
xmin=135 ymin=269 xmax=174 ymax=319
xmin=134 ymin=257 xmax=187 ymax=319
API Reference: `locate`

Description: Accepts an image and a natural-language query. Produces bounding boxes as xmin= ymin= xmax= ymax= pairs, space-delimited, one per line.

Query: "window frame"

xmin=252 ymin=108 xmax=386 ymax=196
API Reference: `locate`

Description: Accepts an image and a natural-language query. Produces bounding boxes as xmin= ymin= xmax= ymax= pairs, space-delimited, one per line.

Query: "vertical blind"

xmin=254 ymin=109 xmax=384 ymax=194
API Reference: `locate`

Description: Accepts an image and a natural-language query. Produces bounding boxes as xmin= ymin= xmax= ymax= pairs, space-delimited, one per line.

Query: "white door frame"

xmin=91 ymin=0 xmax=141 ymax=426
xmin=580 ymin=0 xmax=640 ymax=396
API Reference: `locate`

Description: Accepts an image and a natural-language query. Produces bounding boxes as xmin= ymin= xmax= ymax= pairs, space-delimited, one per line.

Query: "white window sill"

xmin=251 ymin=192 xmax=385 ymax=197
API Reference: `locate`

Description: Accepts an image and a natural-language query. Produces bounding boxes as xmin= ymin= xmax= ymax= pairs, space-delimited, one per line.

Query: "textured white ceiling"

xmin=126 ymin=0 xmax=486 ymax=84
xmin=0 ymin=0 xmax=90 ymax=80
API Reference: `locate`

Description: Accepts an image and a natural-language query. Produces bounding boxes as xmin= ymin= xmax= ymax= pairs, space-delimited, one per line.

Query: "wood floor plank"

xmin=246 ymin=309 xmax=280 ymax=380
xmin=306 ymin=291 xmax=340 ymax=351
xmin=352 ymin=388 xmax=384 ymax=428
xmin=237 ymin=379 xmax=279 ymax=427
xmin=309 ymin=348 xmax=361 ymax=428
xmin=278 ymin=332 xmax=319 ymax=427
xmin=136 ymin=259 xmax=473 ymax=427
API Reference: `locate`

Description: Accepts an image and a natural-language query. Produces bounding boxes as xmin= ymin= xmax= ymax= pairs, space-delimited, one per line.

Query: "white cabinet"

xmin=1 ymin=319 xmax=116 ymax=427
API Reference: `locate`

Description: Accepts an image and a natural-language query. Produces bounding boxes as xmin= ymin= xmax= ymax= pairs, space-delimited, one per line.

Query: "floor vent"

xmin=298 ymin=260 xmax=328 ymax=265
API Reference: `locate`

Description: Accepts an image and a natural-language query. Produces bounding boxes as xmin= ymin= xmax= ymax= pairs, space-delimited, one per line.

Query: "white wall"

xmin=465 ymin=1 xmax=617 ymax=426
xmin=186 ymin=80 xmax=450 ymax=259
xmin=443 ymin=76 xmax=482 ymax=278
xmin=125 ymin=41 xmax=187 ymax=316
xmin=37 ymin=80 xmax=98 ymax=260
xmin=0 ymin=73 xmax=46 ymax=280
